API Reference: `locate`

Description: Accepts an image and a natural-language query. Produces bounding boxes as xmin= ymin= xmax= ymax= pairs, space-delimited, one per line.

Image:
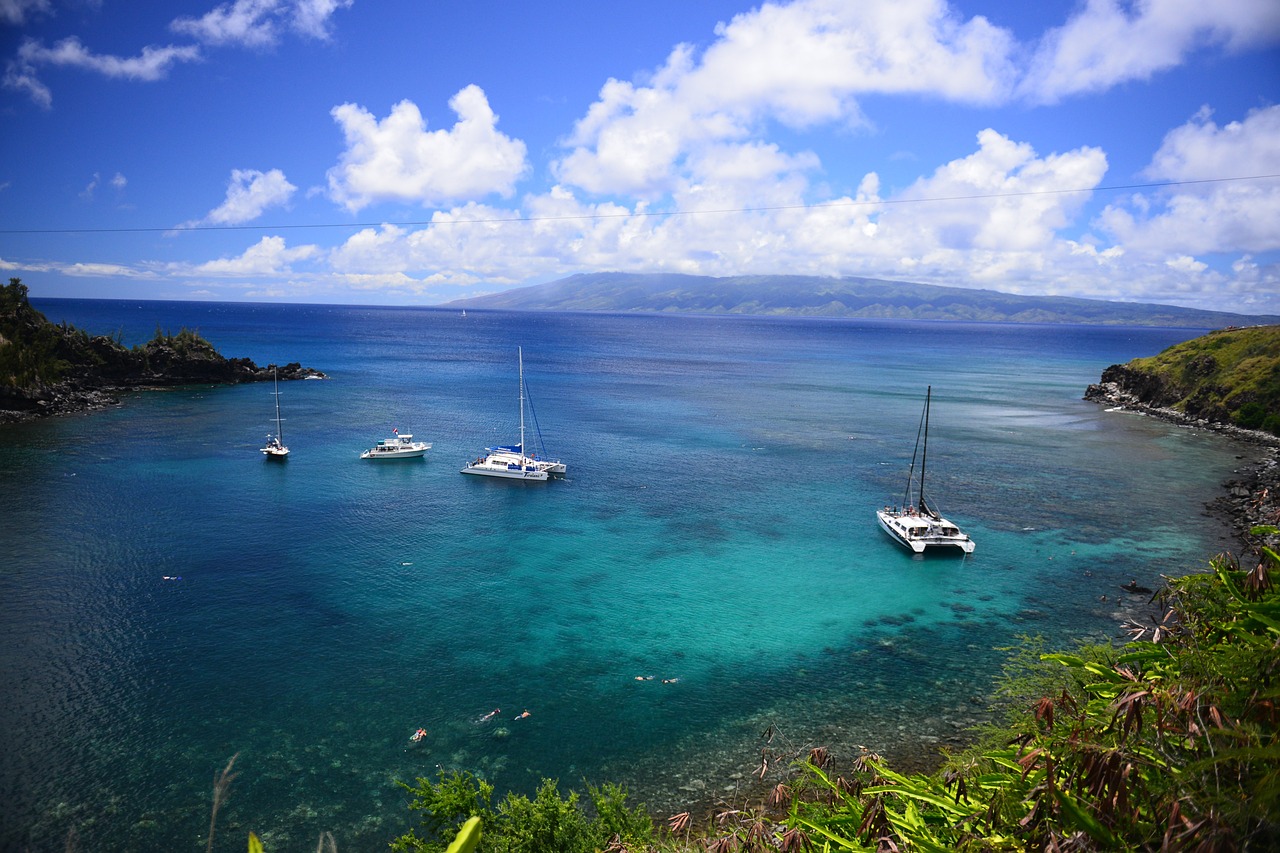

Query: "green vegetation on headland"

xmin=449 ymin=272 xmax=1280 ymax=328
xmin=1086 ymin=324 xmax=1280 ymax=437
xmin=0 ymin=278 xmax=322 ymax=421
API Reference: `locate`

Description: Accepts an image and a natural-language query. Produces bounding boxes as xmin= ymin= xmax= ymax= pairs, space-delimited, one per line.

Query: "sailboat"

xmin=876 ymin=386 xmax=974 ymax=554
xmin=260 ymin=367 xmax=289 ymax=459
xmin=461 ymin=347 xmax=565 ymax=481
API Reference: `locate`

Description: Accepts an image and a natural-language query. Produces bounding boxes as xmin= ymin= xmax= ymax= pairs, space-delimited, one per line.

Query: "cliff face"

xmin=1085 ymin=325 xmax=1280 ymax=440
xmin=0 ymin=279 xmax=322 ymax=421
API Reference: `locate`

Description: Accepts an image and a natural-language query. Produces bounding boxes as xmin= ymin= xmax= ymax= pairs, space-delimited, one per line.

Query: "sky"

xmin=1 ymin=0 xmax=1278 ymax=314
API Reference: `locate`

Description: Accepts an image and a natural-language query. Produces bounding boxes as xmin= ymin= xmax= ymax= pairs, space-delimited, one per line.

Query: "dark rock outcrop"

xmin=1 ymin=279 xmax=325 ymax=423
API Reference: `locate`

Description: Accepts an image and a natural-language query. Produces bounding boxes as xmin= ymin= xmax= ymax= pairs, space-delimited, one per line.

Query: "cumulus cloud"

xmin=171 ymin=0 xmax=352 ymax=47
xmin=1020 ymin=0 xmax=1280 ymax=103
xmin=326 ymin=85 xmax=529 ymax=212
xmin=187 ymin=168 xmax=298 ymax=227
xmin=1096 ymin=105 xmax=1280 ymax=256
xmin=189 ymin=235 xmax=319 ymax=276
xmin=886 ymin=128 xmax=1108 ymax=255
xmin=316 ymin=128 xmax=1115 ymax=300
xmin=555 ymin=0 xmax=1017 ymax=197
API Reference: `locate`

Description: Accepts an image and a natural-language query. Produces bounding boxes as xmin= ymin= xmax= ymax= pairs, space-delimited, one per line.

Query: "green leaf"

xmin=248 ymin=832 xmax=264 ymax=853
xmin=1052 ymin=788 xmax=1119 ymax=848
xmin=445 ymin=815 xmax=481 ymax=853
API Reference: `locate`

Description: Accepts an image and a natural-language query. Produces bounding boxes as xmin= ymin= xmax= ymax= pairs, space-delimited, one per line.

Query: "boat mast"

xmin=903 ymin=392 xmax=927 ymax=510
xmin=920 ymin=386 xmax=931 ymax=516
xmin=518 ymin=347 xmax=526 ymax=457
xmin=273 ymin=366 xmax=284 ymax=444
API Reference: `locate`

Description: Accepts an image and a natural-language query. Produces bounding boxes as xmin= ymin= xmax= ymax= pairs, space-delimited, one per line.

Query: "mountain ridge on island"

xmin=447 ymin=272 xmax=1279 ymax=328
xmin=0 ymin=278 xmax=325 ymax=422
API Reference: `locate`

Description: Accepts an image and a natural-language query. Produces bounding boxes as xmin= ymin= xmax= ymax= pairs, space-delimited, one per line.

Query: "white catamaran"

xmin=876 ymin=386 xmax=974 ymax=554
xmin=461 ymin=347 xmax=565 ymax=481
xmin=260 ymin=367 xmax=289 ymax=459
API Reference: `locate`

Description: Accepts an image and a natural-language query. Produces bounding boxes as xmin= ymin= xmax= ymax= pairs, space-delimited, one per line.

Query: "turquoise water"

xmin=0 ymin=303 xmax=1252 ymax=851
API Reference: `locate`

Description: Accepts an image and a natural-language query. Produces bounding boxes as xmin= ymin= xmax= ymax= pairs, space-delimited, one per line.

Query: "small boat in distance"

xmin=360 ymin=429 xmax=431 ymax=460
xmin=462 ymin=347 xmax=565 ymax=481
xmin=876 ymin=386 xmax=974 ymax=554
xmin=260 ymin=367 xmax=289 ymax=459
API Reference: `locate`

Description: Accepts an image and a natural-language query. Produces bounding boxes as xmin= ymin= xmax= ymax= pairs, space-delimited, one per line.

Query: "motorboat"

xmin=361 ymin=431 xmax=431 ymax=460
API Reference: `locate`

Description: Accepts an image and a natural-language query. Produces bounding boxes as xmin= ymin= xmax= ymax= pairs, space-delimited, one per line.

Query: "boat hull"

xmin=876 ymin=510 xmax=975 ymax=554
xmin=461 ymin=463 xmax=548 ymax=481
xmin=361 ymin=447 xmax=428 ymax=460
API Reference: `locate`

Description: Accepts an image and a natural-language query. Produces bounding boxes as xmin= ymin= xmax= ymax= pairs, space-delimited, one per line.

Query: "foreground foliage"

xmin=783 ymin=548 xmax=1279 ymax=851
xmin=389 ymin=770 xmax=655 ymax=853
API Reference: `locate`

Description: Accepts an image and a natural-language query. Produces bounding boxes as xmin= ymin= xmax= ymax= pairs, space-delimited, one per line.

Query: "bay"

xmin=0 ymin=300 xmax=1250 ymax=851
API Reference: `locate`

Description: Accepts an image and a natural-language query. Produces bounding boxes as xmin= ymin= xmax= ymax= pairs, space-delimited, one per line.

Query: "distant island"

xmin=0 ymin=278 xmax=324 ymax=422
xmin=448 ymin=272 xmax=1280 ymax=328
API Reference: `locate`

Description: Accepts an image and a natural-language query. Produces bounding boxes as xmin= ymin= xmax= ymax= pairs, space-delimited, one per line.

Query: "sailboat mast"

xmin=273 ymin=367 xmax=283 ymax=443
xmin=518 ymin=347 xmax=526 ymax=456
xmin=920 ymin=386 xmax=931 ymax=514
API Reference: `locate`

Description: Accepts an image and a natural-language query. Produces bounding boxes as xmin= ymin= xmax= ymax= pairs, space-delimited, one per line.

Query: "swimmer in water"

xmin=514 ymin=710 xmax=531 ymax=720
xmin=410 ymin=728 xmax=427 ymax=742
xmin=480 ymin=708 xmax=500 ymax=722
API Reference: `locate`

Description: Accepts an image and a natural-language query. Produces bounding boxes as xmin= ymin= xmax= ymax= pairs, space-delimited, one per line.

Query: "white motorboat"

xmin=876 ymin=387 xmax=974 ymax=554
xmin=260 ymin=367 xmax=289 ymax=459
xmin=462 ymin=348 xmax=565 ymax=481
xmin=361 ymin=431 xmax=431 ymax=460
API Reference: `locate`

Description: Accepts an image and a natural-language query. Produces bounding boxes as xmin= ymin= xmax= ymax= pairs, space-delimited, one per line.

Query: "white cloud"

xmin=1097 ymin=105 xmax=1280 ymax=256
xmin=111 ymin=172 xmax=127 ymax=191
xmin=16 ymin=36 xmax=201 ymax=80
xmin=317 ymin=129 xmax=1113 ymax=299
xmin=291 ymin=0 xmax=354 ymax=40
xmin=193 ymin=168 xmax=298 ymax=226
xmin=326 ymin=85 xmax=529 ymax=212
xmin=887 ymin=128 xmax=1108 ymax=254
xmin=1020 ymin=0 xmax=1280 ymax=103
xmin=4 ymin=36 xmax=201 ymax=107
xmin=0 ymin=0 xmax=50 ymax=26
xmin=171 ymin=0 xmax=352 ymax=47
xmin=555 ymin=0 xmax=1017 ymax=197
xmin=189 ymin=236 xmax=319 ymax=276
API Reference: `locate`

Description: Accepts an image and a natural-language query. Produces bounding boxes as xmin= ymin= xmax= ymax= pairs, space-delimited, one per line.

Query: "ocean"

xmin=0 ymin=300 xmax=1254 ymax=851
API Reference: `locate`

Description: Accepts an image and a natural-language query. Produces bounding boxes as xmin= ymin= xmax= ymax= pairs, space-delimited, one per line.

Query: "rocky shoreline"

xmin=0 ymin=360 xmax=326 ymax=424
xmin=1085 ymin=376 xmax=1280 ymax=557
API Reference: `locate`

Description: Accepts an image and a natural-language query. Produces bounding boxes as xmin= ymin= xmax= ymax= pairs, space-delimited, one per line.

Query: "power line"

xmin=2 ymin=174 xmax=1277 ymax=237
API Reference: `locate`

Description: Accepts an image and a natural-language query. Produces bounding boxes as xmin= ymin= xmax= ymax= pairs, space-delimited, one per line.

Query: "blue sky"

xmin=2 ymin=0 xmax=1278 ymax=313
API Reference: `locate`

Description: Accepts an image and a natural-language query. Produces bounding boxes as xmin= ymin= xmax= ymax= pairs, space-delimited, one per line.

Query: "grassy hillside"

xmin=1124 ymin=325 xmax=1280 ymax=434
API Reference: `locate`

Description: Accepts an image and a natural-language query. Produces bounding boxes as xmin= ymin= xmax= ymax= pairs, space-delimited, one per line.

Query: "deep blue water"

xmin=0 ymin=300 xmax=1253 ymax=851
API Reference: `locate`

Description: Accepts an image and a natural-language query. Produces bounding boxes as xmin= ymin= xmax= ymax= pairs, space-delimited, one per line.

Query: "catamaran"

xmin=461 ymin=347 xmax=565 ymax=481
xmin=260 ymin=367 xmax=289 ymax=459
xmin=876 ymin=386 xmax=975 ymax=554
